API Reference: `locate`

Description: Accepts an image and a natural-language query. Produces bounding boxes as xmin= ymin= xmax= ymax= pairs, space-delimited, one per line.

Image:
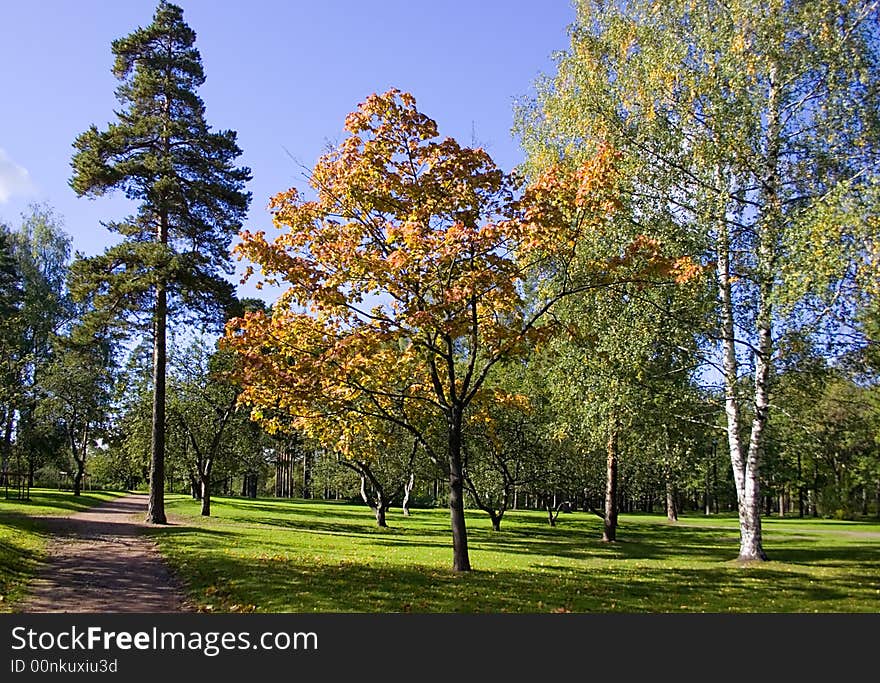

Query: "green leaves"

xmin=69 ymin=1 xmax=251 ymax=333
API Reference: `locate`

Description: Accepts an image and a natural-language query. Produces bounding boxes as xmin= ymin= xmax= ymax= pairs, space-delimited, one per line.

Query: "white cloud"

xmin=0 ymin=148 xmax=36 ymax=203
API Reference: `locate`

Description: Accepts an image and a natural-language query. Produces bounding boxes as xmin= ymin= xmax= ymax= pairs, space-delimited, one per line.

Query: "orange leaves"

xmin=516 ymin=143 xmax=621 ymax=258
xmin=573 ymin=144 xmax=621 ymax=213
xmin=225 ymin=90 xmax=684 ymax=454
xmin=669 ymin=256 xmax=706 ymax=284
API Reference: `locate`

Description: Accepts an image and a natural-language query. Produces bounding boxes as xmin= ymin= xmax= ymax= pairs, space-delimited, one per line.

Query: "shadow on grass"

xmin=764 ymin=545 xmax=880 ymax=568
xmin=198 ymin=498 xmax=376 ymax=521
xmin=144 ymin=524 xmax=234 ymax=538
xmin=152 ymin=500 xmax=880 ymax=612
xmin=158 ymin=547 xmax=878 ymax=613
xmin=0 ymin=491 xmax=122 ymax=515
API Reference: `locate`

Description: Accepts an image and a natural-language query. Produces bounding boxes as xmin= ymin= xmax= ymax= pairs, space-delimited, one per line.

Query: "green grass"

xmin=0 ymin=488 xmax=125 ymax=611
xmin=149 ymin=495 xmax=880 ymax=613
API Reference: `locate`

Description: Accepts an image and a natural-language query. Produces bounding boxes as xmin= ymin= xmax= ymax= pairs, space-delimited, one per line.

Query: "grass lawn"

xmin=0 ymin=488 xmax=125 ymax=611
xmin=150 ymin=494 xmax=880 ymax=613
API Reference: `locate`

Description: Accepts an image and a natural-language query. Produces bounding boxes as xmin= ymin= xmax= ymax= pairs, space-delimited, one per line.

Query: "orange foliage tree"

xmin=223 ymin=90 xmax=682 ymax=571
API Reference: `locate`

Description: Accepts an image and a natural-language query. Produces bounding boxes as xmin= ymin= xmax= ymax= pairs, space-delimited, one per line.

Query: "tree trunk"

xmin=716 ymin=172 xmax=767 ymax=560
xmin=357 ymin=474 xmax=388 ymax=528
xmin=602 ymin=422 xmax=618 ymax=542
xmin=666 ymin=478 xmax=678 ymax=522
xmin=448 ymin=412 xmax=471 ymax=571
xmin=0 ymin=412 xmax=11 ymax=485
xmin=704 ymin=461 xmax=711 ymax=516
xmin=734 ymin=61 xmax=782 ymax=563
xmin=200 ymin=463 xmax=211 ymax=516
xmin=302 ymin=451 xmax=312 ymax=499
xmin=73 ymin=466 xmax=83 ymax=497
xmin=375 ymin=504 xmax=388 ymax=528
xmin=875 ymin=480 xmax=880 ymax=520
xmin=147 ymin=229 xmax=168 ymax=524
xmin=402 ymin=472 xmax=414 ymax=516
xmin=489 ymin=510 xmax=502 ymax=532
xmin=797 ymin=452 xmax=804 ymax=518
xmin=201 ymin=482 xmax=211 ymax=516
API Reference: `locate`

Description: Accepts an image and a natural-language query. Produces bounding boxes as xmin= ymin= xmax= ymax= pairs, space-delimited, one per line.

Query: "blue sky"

xmin=0 ymin=0 xmax=574 ymax=302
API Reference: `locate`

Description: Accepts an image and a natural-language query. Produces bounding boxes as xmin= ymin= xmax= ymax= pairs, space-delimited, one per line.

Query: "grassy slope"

xmin=0 ymin=489 xmax=124 ymax=611
xmin=150 ymin=494 xmax=880 ymax=613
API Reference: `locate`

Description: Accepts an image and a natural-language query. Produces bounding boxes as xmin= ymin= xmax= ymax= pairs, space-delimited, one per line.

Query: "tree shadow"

xmin=0 ymin=490 xmax=122 ymax=515
xmin=164 ymin=550 xmax=878 ymax=613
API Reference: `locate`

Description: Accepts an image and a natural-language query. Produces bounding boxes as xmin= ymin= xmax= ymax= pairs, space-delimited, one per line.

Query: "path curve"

xmin=18 ymin=493 xmax=190 ymax=613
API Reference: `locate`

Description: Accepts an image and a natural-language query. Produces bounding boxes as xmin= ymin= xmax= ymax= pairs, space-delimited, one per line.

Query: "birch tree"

xmin=517 ymin=0 xmax=880 ymax=560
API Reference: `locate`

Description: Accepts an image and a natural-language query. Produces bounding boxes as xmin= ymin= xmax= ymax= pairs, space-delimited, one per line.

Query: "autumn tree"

xmin=224 ymin=90 xmax=678 ymax=571
xmin=518 ymin=0 xmax=880 ymax=560
xmin=69 ymin=1 xmax=251 ymax=522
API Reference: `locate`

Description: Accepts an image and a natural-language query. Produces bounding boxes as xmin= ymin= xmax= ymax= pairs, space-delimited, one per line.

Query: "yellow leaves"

xmin=224 ymin=88 xmax=699 ymax=467
xmin=669 ymin=256 xmax=706 ymax=284
xmin=520 ymin=143 xmax=620 ymax=253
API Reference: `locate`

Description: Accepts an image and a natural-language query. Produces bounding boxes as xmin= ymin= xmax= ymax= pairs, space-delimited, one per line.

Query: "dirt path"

xmin=18 ymin=493 xmax=190 ymax=613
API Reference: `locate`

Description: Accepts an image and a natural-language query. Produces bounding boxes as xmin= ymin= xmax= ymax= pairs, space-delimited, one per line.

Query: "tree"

xmin=167 ymin=341 xmax=240 ymax=516
xmin=461 ymin=360 xmax=552 ymax=531
xmin=518 ymin=0 xmax=880 ymax=560
xmin=1 ymin=205 xmax=72 ymax=485
xmin=541 ymin=278 xmax=707 ymax=539
xmin=768 ymin=364 xmax=879 ymax=517
xmin=336 ymin=419 xmax=421 ymax=527
xmin=0 ymin=224 xmax=23 ymax=480
xmin=69 ymin=1 xmax=251 ymax=523
xmin=224 ymin=90 xmax=676 ymax=571
xmin=38 ymin=334 xmax=115 ymax=495
xmin=0 ymin=226 xmax=19 ymax=320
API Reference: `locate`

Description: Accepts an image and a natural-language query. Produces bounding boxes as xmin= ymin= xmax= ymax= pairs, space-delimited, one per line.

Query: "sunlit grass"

xmin=149 ymin=495 xmax=880 ymax=613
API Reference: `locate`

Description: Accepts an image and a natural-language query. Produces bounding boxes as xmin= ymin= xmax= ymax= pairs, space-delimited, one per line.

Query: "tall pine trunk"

xmin=448 ymin=410 xmax=471 ymax=571
xmin=302 ymin=451 xmax=311 ymax=499
xmin=147 ymin=213 xmax=168 ymax=524
xmin=1 ymin=412 xmax=11 ymax=485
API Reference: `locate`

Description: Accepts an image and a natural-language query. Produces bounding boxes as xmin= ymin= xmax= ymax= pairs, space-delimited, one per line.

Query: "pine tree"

xmin=70 ymin=1 xmax=251 ymax=523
